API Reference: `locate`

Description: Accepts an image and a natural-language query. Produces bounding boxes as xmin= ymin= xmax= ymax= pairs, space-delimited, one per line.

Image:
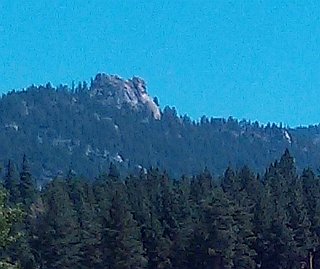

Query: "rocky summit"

xmin=90 ymin=73 xmax=161 ymax=120
xmin=2 ymin=73 xmax=320 ymax=183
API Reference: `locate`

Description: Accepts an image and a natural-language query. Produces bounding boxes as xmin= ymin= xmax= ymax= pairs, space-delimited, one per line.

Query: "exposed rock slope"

xmin=90 ymin=74 xmax=161 ymax=119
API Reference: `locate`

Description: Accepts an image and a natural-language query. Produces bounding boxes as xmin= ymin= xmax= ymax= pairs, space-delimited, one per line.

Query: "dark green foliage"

xmin=33 ymin=178 xmax=81 ymax=269
xmin=67 ymin=177 xmax=103 ymax=268
xmin=5 ymin=155 xmax=38 ymax=269
xmin=221 ymin=166 xmax=258 ymax=268
xmin=301 ymin=168 xmax=320 ymax=238
xmin=3 ymin=75 xmax=320 ymax=183
xmin=5 ymin=75 xmax=320 ymax=268
xmin=104 ymin=190 xmax=147 ymax=268
xmin=4 ymin=160 xmax=20 ymax=205
xmin=191 ymin=188 xmax=237 ymax=269
xmin=19 ymin=154 xmax=37 ymax=207
xmin=0 ymin=186 xmax=22 ymax=269
xmin=2 ymin=150 xmax=320 ymax=268
xmin=108 ymin=162 xmax=120 ymax=180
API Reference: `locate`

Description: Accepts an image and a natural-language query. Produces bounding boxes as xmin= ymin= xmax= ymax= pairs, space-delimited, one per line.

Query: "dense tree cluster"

xmin=1 ymin=151 xmax=320 ymax=268
xmin=0 ymin=185 xmax=22 ymax=268
xmin=2 ymin=76 xmax=320 ymax=183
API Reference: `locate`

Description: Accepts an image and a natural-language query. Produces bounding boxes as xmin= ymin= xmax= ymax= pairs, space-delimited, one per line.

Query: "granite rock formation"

xmin=90 ymin=73 xmax=161 ymax=120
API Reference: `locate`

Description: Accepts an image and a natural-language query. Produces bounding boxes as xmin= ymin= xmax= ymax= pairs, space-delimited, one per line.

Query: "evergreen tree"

xmin=238 ymin=165 xmax=262 ymax=204
xmin=19 ymin=154 xmax=37 ymax=207
xmin=103 ymin=189 xmax=147 ymax=268
xmin=222 ymin=166 xmax=257 ymax=268
xmin=171 ymin=175 xmax=193 ymax=268
xmin=0 ymin=187 xmax=22 ymax=269
xmin=301 ymin=168 xmax=320 ymax=237
xmin=221 ymin=166 xmax=242 ymax=203
xmin=108 ymin=162 xmax=120 ymax=180
xmin=136 ymin=168 xmax=174 ymax=268
xmin=6 ymin=156 xmax=38 ymax=269
xmin=187 ymin=187 xmax=236 ymax=269
xmin=69 ymin=177 xmax=103 ymax=268
xmin=34 ymin=178 xmax=81 ymax=269
xmin=3 ymin=160 xmax=19 ymax=205
xmin=259 ymin=151 xmax=300 ymax=268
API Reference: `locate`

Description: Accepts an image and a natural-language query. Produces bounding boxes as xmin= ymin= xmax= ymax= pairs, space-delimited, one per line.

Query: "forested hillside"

xmin=1 ymin=73 xmax=320 ymax=183
xmin=1 ymin=150 xmax=320 ymax=268
xmin=2 ymin=74 xmax=320 ymax=268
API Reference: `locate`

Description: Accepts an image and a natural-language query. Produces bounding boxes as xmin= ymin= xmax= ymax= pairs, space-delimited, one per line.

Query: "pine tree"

xmin=301 ymin=168 xmax=320 ymax=237
xmin=238 ymin=165 xmax=262 ymax=204
xmin=222 ymin=166 xmax=257 ymax=268
xmin=5 ymin=156 xmax=38 ymax=269
xmin=34 ymin=178 xmax=81 ymax=269
xmin=172 ymin=175 xmax=193 ymax=265
xmin=259 ymin=151 xmax=299 ymax=268
xmin=108 ymin=162 xmax=120 ymax=180
xmin=69 ymin=177 xmax=103 ymax=268
xmin=188 ymin=187 xmax=236 ymax=269
xmin=19 ymin=154 xmax=37 ymax=207
xmin=103 ymin=189 xmax=147 ymax=269
xmin=3 ymin=160 xmax=20 ymax=205
xmin=0 ymin=187 xmax=22 ymax=269
xmin=221 ymin=166 xmax=243 ymax=204
xmin=134 ymin=168 xmax=174 ymax=268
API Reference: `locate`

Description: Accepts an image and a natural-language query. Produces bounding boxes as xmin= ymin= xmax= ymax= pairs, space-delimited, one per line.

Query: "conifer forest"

xmin=1 ymin=75 xmax=320 ymax=268
xmin=1 ymin=150 xmax=320 ymax=269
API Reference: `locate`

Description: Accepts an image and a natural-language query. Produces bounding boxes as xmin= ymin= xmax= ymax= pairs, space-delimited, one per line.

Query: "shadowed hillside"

xmin=1 ymin=73 xmax=320 ymax=182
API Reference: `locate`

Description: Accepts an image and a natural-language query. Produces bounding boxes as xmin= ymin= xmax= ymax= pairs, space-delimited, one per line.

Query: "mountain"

xmin=1 ymin=73 xmax=320 ymax=182
xmin=89 ymin=73 xmax=160 ymax=120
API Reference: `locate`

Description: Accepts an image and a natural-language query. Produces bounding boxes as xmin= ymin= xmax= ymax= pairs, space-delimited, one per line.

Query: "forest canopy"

xmin=1 ymin=75 xmax=320 ymax=183
xmin=1 ymin=150 xmax=320 ymax=269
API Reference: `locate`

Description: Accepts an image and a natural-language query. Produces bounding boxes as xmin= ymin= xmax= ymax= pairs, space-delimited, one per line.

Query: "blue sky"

xmin=1 ymin=1 xmax=320 ymax=127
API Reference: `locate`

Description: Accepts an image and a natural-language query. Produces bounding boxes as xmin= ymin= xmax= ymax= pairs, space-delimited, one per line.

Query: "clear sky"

xmin=1 ymin=1 xmax=320 ymax=127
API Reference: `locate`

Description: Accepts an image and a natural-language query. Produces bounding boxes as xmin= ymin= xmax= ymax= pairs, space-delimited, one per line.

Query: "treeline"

xmin=4 ymin=75 xmax=320 ymax=182
xmin=1 ymin=150 xmax=320 ymax=268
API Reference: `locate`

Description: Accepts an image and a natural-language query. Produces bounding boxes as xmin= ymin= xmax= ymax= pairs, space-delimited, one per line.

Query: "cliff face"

xmin=90 ymin=73 xmax=161 ymax=120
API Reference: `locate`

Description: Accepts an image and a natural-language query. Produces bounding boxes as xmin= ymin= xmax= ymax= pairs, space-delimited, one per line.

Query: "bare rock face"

xmin=90 ymin=73 xmax=161 ymax=120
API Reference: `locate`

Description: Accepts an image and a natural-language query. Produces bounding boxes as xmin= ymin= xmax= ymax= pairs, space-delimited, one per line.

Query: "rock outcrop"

xmin=90 ymin=73 xmax=161 ymax=120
